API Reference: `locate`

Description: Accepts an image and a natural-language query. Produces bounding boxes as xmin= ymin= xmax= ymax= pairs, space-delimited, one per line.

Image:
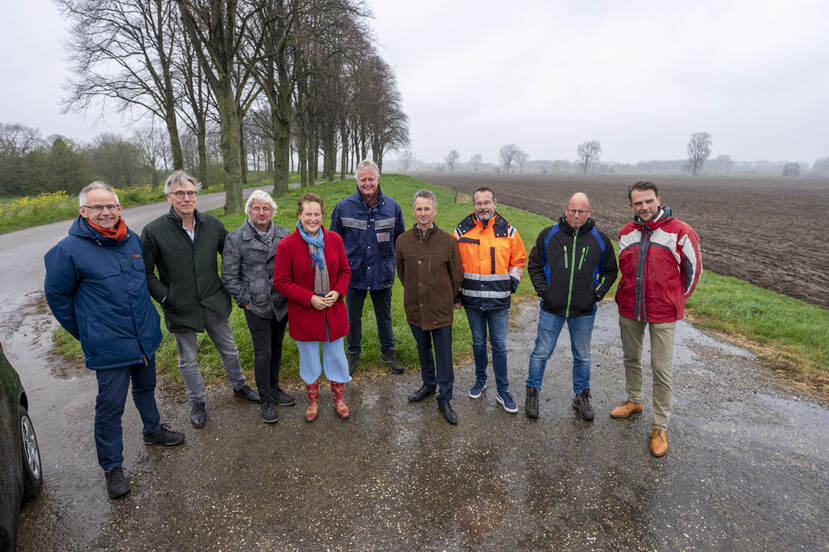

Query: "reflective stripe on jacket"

xmin=453 ymin=212 xmax=527 ymax=311
xmin=330 ymin=185 xmax=405 ymax=290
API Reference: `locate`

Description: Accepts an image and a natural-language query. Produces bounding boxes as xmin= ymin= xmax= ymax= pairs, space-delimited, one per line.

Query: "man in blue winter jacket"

xmin=331 ymin=160 xmax=406 ymax=375
xmin=45 ymin=181 xmax=184 ymax=500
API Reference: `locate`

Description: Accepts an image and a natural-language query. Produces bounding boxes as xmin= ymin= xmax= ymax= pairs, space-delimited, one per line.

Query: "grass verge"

xmin=52 ymin=174 xmax=827 ymax=393
xmin=0 ymin=171 xmax=284 ymax=235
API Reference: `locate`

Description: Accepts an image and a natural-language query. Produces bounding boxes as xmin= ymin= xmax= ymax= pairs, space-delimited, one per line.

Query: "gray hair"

xmin=412 ymin=189 xmax=437 ymax=209
xmin=79 ymin=181 xmax=119 ymax=206
xmin=164 ymin=170 xmax=202 ymax=193
xmin=245 ymin=189 xmax=277 ymax=214
xmin=354 ymin=159 xmax=380 ymax=180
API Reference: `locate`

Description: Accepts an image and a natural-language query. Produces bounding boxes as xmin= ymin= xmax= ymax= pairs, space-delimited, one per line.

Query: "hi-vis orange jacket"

xmin=454 ymin=212 xmax=527 ymax=311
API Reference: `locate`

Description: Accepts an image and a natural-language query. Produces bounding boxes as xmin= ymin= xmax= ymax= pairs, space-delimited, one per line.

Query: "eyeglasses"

xmin=83 ymin=204 xmax=120 ymax=212
xmin=566 ymin=208 xmax=590 ymax=216
xmin=170 ymin=190 xmax=197 ymax=198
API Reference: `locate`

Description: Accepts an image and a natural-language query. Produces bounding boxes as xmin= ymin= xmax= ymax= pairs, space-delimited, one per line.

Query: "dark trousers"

xmin=94 ymin=357 xmax=161 ymax=471
xmin=409 ymin=323 xmax=454 ymax=402
xmin=346 ymin=287 xmax=396 ymax=355
xmin=244 ymin=310 xmax=288 ymax=403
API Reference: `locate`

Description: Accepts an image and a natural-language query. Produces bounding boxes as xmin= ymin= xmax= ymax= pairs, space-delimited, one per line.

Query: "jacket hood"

xmin=635 ymin=205 xmax=674 ymax=229
xmin=68 ymin=216 xmax=125 ymax=247
xmin=557 ymin=215 xmax=596 ymax=235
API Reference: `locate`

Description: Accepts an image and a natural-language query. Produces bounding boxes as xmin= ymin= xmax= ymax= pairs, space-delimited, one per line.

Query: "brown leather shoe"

xmin=610 ymin=400 xmax=643 ymax=418
xmin=649 ymin=429 xmax=668 ymax=457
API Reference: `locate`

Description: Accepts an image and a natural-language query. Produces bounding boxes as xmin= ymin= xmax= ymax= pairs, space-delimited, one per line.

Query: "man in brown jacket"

xmin=395 ymin=189 xmax=464 ymax=424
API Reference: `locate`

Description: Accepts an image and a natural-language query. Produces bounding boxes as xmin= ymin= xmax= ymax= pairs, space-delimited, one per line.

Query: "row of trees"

xmin=58 ymin=0 xmax=409 ymax=213
xmin=0 ymin=123 xmax=170 ymax=197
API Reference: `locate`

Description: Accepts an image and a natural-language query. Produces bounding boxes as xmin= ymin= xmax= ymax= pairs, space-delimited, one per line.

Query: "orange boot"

xmin=305 ymin=382 xmax=319 ymax=422
xmin=331 ymin=382 xmax=350 ymax=419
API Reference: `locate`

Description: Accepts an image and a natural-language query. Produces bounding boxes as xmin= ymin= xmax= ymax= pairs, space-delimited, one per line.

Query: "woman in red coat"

xmin=274 ymin=193 xmax=352 ymax=421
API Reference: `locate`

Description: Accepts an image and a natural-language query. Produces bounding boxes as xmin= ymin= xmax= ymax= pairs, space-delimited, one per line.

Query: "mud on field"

xmin=420 ymin=173 xmax=829 ymax=310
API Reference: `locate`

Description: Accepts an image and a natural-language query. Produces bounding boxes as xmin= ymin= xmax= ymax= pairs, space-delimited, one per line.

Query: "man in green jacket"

xmin=141 ymin=171 xmax=259 ymax=428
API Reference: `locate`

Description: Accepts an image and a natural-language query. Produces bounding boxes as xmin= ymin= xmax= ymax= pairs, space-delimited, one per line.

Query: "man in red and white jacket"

xmin=611 ymin=181 xmax=702 ymax=458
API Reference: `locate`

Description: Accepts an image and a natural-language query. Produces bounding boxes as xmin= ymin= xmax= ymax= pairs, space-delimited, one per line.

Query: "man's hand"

xmin=454 ymin=302 xmax=462 ymax=310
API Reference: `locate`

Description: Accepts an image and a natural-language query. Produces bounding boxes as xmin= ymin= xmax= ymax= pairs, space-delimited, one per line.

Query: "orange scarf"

xmin=88 ymin=218 xmax=128 ymax=242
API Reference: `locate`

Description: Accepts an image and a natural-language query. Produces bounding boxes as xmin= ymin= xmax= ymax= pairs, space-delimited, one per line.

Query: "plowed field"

xmin=418 ymin=173 xmax=829 ymax=309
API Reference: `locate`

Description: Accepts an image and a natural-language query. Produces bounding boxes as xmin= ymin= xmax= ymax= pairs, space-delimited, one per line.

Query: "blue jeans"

xmin=465 ymin=307 xmax=510 ymax=392
xmin=94 ymin=356 xmax=162 ymax=471
xmin=526 ymin=309 xmax=596 ymax=394
xmin=409 ymin=324 xmax=454 ymax=402
xmin=345 ymin=287 xmax=396 ymax=355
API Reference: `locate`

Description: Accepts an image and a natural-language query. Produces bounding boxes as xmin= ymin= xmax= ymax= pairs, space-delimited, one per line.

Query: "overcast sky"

xmin=2 ymin=0 xmax=827 ymax=165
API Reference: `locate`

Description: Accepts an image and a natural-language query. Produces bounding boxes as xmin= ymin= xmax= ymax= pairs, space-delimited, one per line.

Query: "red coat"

xmin=273 ymin=227 xmax=351 ymax=342
xmin=616 ymin=207 xmax=702 ymax=323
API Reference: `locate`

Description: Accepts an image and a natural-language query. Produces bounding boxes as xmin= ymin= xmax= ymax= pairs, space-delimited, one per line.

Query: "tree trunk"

xmin=339 ymin=119 xmax=348 ymax=180
xmin=197 ymin=122 xmax=208 ymax=188
xmin=218 ymin=87 xmax=243 ymax=214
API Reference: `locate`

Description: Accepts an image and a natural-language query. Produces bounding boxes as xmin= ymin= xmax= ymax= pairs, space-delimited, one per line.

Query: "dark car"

xmin=0 ymin=341 xmax=42 ymax=551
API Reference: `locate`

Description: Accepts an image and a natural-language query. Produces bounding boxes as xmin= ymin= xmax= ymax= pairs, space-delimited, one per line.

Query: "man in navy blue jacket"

xmin=45 ymin=181 xmax=184 ymax=500
xmin=331 ymin=160 xmax=406 ymax=375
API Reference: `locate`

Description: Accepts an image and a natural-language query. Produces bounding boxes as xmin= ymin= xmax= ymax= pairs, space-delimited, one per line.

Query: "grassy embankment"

xmin=0 ymin=171 xmax=286 ymax=235
xmin=54 ymin=174 xmax=828 ymax=391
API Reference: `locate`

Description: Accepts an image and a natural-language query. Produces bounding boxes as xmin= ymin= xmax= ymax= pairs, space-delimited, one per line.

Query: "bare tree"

xmin=445 ymin=149 xmax=460 ymax=171
xmin=175 ymin=0 xmax=270 ymax=214
xmin=470 ymin=153 xmax=482 ymax=171
xmin=686 ymin=132 xmax=712 ymax=175
xmin=812 ymin=157 xmax=829 ymax=175
xmin=57 ymin=0 xmax=185 ymax=169
xmin=0 ymin=123 xmax=43 ymax=156
xmin=400 ymin=149 xmax=415 ymax=171
xmin=516 ymin=150 xmax=529 ymax=171
xmin=576 ymin=140 xmax=601 ymax=174
xmin=499 ymin=144 xmax=523 ymax=173
xmin=133 ymin=125 xmax=168 ymax=187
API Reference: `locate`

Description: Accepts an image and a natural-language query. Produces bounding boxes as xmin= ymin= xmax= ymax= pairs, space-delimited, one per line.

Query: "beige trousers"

xmin=619 ymin=316 xmax=676 ymax=431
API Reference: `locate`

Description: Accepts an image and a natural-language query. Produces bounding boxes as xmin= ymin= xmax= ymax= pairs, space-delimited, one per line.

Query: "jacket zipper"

xmin=565 ymin=229 xmax=579 ymax=317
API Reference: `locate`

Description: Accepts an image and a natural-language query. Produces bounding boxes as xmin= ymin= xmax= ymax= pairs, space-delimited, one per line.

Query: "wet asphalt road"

xmin=3 ymin=195 xmax=828 ymax=551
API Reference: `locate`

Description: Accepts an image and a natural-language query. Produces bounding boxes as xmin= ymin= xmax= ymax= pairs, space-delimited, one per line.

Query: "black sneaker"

xmin=381 ymin=349 xmax=404 ymax=374
xmin=105 ymin=466 xmax=130 ymax=499
xmin=233 ymin=384 xmax=260 ymax=402
xmin=274 ymin=387 xmax=296 ymax=406
xmin=143 ymin=423 xmax=185 ymax=446
xmin=525 ymin=386 xmax=539 ymax=419
xmin=573 ymin=389 xmax=595 ymax=421
xmin=190 ymin=401 xmax=206 ymax=428
xmin=347 ymin=352 xmax=360 ymax=375
xmin=261 ymin=401 xmax=278 ymax=424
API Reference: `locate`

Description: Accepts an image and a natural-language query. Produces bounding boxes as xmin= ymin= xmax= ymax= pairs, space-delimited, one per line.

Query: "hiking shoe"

xmin=190 ymin=401 xmax=206 ymax=428
xmin=610 ymin=400 xmax=643 ymax=418
xmin=347 ymin=352 xmax=360 ymax=375
xmin=525 ymin=386 xmax=539 ymax=419
xmin=468 ymin=380 xmax=487 ymax=399
xmin=233 ymin=384 xmax=260 ymax=402
xmin=381 ymin=349 xmax=404 ymax=374
xmin=143 ymin=423 xmax=185 ymax=446
xmin=495 ymin=390 xmax=518 ymax=413
xmin=649 ymin=429 xmax=668 ymax=457
xmin=261 ymin=401 xmax=278 ymax=424
xmin=274 ymin=387 xmax=296 ymax=406
xmin=572 ymin=389 xmax=595 ymax=421
xmin=105 ymin=466 xmax=130 ymax=499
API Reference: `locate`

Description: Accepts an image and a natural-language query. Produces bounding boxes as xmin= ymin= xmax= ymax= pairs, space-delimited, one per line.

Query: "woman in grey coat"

xmin=222 ymin=190 xmax=295 ymax=423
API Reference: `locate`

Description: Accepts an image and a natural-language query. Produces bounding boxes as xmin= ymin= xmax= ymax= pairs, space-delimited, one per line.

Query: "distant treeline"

xmin=49 ymin=0 xmax=409 ymax=214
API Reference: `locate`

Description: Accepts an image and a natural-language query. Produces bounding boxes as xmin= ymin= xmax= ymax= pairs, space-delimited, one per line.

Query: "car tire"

xmin=19 ymin=407 xmax=42 ymax=501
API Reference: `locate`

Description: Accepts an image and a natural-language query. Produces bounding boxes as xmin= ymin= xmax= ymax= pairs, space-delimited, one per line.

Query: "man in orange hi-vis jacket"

xmin=454 ymin=187 xmax=527 ymax=413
